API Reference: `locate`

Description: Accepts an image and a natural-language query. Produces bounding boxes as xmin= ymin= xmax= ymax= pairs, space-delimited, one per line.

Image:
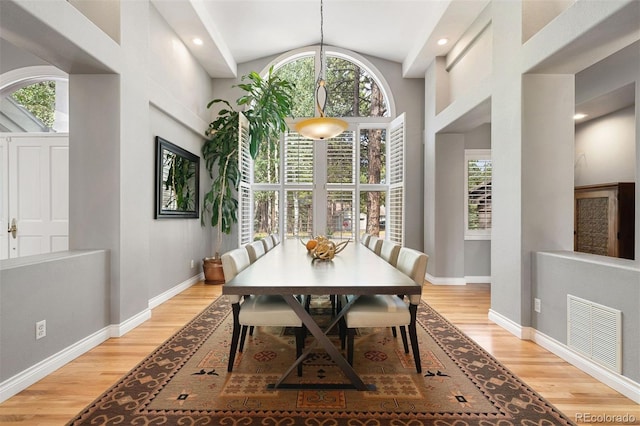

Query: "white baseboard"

xmin=0 ymin=326 xmax=110 ymax=403
xmin=425 ymin=273 xmax=466 ymax=285
xmin=531 ymin=329 xmax=640 ymax=404
xmin=426 ymin=273 xmax=491 ymax=285
xmin=149 ymin=273 xmax=203 ymax=309
xmin=110 ymin=308 xmax=152 ymax=338
xmin=488 ymin=309 xmax=640 ymax=403
xmin=488 ymin=309 xmax=533 ymax=339
xmin=464 ymin=275 xmax=491 ymax=284
xmin=0 ymin=274 xmax=203 ymax=403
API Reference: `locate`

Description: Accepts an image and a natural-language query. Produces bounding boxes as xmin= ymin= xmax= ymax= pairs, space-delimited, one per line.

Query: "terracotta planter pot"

xmin=202 ymin=257 xmax=225 ymax=284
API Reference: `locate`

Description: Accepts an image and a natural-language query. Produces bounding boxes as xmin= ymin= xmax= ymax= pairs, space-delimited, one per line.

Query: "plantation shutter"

xmin=326 ymin=131 xmax=356 ymax=239
xmin=388 ymin=113 xmax=405 ymax=245
xmin=284 ymin=132 xmax=314 ymax=183
xmin=238 ymin=112 xmax=252 ymax=246
xmin=327 ymin=132 xmax=356 ymax=184
xmin=464 ymin=149 xmax=492 ymax=238
xmin=283 ymin=131 xmax=314 ymax=238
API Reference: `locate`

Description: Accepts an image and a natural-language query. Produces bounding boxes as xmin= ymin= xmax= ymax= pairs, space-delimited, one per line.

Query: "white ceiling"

xmin=151 ymin=0 xmax=490 ymax=78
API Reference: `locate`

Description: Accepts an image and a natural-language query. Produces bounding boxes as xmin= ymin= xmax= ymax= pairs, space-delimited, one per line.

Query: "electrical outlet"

xmin=534 ymin=298 xmax=541 ymax=313
xmin=36 ymin=320 xmax=46 ymax=339
xmin=190 ymin=259 xmax=195 ymax=268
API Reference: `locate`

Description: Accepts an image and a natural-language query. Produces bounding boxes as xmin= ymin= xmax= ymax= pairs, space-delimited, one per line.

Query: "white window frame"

xmin=464 ymin=149 xmax=492 ymax=240
xmin=241 ymin=48 xmax=402 ymax=244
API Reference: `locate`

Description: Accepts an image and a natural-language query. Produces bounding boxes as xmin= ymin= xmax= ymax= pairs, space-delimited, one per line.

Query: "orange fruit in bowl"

xmin=306 ymin=239 xmax=318 ymax=251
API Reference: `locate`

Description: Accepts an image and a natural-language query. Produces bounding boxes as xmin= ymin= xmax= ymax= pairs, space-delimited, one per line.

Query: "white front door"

xmin=1 ymin=134 xmax=69 ymax=259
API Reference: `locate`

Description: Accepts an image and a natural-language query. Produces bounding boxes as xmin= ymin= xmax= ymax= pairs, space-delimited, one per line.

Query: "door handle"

xmin=8 ymin=218 xmax=17 ymax=239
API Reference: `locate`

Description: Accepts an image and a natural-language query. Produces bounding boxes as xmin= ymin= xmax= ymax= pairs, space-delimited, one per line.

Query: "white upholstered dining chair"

xmin=360 ymin=234 xmax=371 ymax=247
xmin=379 ymin=240 xmax=401 ymax=267
xmin=262 ymin=235 xmax=275 ymax=251
xmin=270 ymin=233 xmax=280 ymax=245
xmin=366 ymin=235 xmax=382 ymax=255
xmin=222 ymin=247 xmax=305 ymax=375
xmin=246 ymin=240 xmax=266 ymax=263
xmin=340 ymin=247 xmax=428 ymax=373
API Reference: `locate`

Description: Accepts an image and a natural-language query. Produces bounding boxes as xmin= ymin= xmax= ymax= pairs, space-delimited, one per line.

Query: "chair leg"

xmin=339 ymin=316 xmax=347 ymax=349
xmin=338 ymin=298 xmax=347 ymax=349
xmin=391 ymin=326 xmax=397 ymax=337
xmin=239 ymin=325 xmax=249 ymax=352
xmin=347 ymin=328 xmax=356 ymax=366
xmin=228 ymin=303 xmax=241 ymax=372
xmin=408 ymin=304 xmax=421 ymax=373
xmin=304 ymin=294 xmax=311 ymax=312
xmin=249 ymin=326 xmax=254 ymax=336
xmin=399 ymin=325 xmax=409 ymax=353
xmin=295 ymin=327 xmax=304 ymax=376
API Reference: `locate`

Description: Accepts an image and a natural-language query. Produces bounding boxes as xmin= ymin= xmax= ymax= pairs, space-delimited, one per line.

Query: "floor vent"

xmin=567 ymin=295 xmax=621 ymax=373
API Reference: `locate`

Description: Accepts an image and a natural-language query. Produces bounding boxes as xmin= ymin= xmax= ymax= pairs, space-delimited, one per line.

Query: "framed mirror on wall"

xmin=155 ymin=136 xmax=200 ymax=219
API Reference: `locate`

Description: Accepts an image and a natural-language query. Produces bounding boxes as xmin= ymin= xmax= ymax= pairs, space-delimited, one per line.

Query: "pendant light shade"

xmin=294 ymin=0 xmax=347 ymax=140
xmin=295 ymin=116 xmax=347 ymax=140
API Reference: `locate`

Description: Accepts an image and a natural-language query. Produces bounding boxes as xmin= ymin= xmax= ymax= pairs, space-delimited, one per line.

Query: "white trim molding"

xmin=464 ymin=275 xmax=491 ymax=284
xmin=110 ymin=308 xmax=152 ymax=338
xmin=425 ymin=273 xmax=466 ymax=285
xmin=0 ymin=274 xmax=203 ymax=403
xmin=149 ymin=273 xmax=203 ymax=309
xmin=488 ymin=309 xmax=534 ymax=340
xmin=0 ymin=326 xmax=110 ymax=404
xmin=532 ymin=329 xmax=640 ymax=404
xmin=488 ymin=309 xmax=640 ymax=403
xmin=426 ymin=273 xmax=491 ymax=285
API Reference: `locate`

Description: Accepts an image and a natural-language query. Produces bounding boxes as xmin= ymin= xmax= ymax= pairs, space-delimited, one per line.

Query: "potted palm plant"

xmin=201 ymin=67 xmax=294 ymax=283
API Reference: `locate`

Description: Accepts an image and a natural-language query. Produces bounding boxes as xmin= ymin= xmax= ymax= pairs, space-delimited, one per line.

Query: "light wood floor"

xmin=0 ymin=282 xmax=637 ymax=425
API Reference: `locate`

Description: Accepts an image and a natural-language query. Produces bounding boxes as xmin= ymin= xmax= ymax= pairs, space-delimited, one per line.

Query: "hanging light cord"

xmin=316 ymin=0 xmax=327 ymax=117
xmin=295 ymin=0 xmax=348 ymax=139
xmin=319 ymin=0 xmax=324 ymax=78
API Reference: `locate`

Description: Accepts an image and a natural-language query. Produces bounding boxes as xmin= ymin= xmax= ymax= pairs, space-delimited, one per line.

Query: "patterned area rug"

xmin=68 ymin=295 xmax=575 ymax=425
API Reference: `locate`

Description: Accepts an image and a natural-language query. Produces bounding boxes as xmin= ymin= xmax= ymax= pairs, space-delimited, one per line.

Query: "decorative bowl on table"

xmin=301 ymin=236 xmax=350 ymax=260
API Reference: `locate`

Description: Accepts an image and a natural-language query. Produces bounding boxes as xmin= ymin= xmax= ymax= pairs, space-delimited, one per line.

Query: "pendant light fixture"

xmin=294 ymin=0 xmax=348 ymax=140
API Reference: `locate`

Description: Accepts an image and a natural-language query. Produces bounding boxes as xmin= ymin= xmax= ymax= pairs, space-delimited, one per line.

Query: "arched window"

xmin=0 ymin=67 xmax=69 ymax=133
xmin=241 ymin=48 xmax=404 ymax=247
xmin=271 ymin=47 xmax=393 ymax=120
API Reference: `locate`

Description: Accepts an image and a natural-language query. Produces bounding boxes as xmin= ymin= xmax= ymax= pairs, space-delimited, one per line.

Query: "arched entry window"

xmin=242 ymin=47 xmax=405 ymax=246
xmin=0 ymin=66 xmax=69 ymax=133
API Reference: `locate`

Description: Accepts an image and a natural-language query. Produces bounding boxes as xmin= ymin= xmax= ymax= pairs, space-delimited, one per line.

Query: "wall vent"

xmin=567 ymin=295 xmax=621 ymax=373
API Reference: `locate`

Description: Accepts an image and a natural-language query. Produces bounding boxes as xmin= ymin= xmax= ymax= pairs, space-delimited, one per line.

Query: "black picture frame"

xmin=155 ymin=136 xmax=200 ymax=219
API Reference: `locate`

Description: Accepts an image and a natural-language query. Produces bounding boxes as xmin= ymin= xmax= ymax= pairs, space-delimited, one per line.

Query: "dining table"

xmin=222 ymin=238 xmax=421 ymax=391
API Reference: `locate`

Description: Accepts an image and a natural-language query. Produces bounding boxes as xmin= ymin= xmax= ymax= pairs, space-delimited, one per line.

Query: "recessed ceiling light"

xmin=573 ymin=113 xmax=588 ymax=120
xmin=437 ymin=38 xmax=448 ymax=46
xmin=193 ymin=38 xmax=203 ymax=46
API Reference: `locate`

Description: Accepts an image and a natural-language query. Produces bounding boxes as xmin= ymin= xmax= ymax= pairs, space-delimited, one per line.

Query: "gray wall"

xmin=430 ymin=123 xmax=492 ymax=282
xmin=575 ymin=105 xmax=636 ymax=186
xmin=148 ymin=106 xmax=209 ymax=298
xmin=0 ymin=251 xmax=109 ymax=381
xmin=423 ymin=1 xmax=639 ymax=396
xmin=534 ymin=251 xmax=639 ymax=382
xmin=0 ymin=0 xmax=212 ymax=397
xmin=0 ymin=39 xmax=48 ymax=74
xmin=434 ymin=133 xmax=464 ymax=279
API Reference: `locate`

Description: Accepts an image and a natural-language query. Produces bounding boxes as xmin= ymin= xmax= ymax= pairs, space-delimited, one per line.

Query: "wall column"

xmin=490 ymin=1 xmax=525 ymax=326
xmin=522 ymin=74 xmax=575 ymax=325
